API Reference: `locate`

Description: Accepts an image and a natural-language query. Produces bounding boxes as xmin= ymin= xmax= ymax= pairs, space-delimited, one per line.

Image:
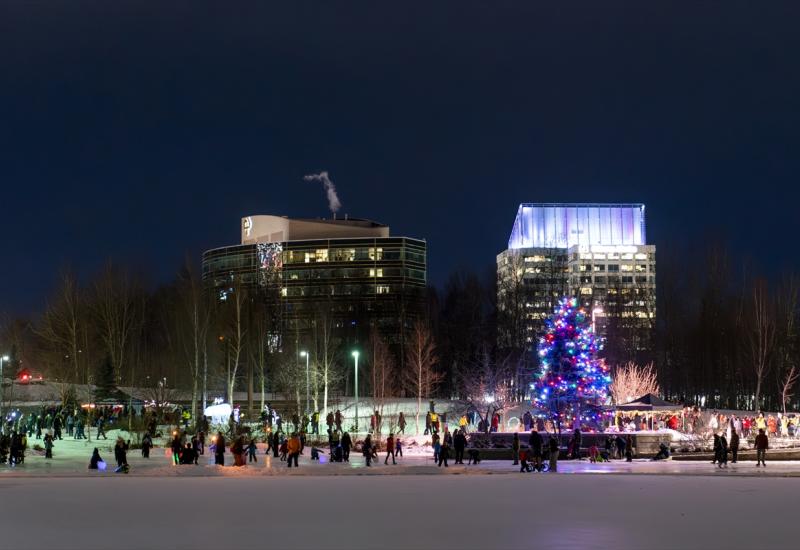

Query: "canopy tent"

xmin=614 ymin=393 xmax=684 ymax=431
xmin=616 ymin=393 xmax=682 ymax=412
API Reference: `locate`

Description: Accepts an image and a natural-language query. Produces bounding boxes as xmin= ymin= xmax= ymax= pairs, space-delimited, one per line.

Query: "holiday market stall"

xmin=614 ymin=393 xmax=683 ymax=431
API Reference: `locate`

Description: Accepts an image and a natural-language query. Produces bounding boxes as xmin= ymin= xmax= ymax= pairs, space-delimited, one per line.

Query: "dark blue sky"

xmin=2 ymin=2 xmax=799 ymax=315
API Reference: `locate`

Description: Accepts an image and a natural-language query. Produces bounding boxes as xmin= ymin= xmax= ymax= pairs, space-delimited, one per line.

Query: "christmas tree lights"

xmin=532 ymin=297 xmax=611 ymax=427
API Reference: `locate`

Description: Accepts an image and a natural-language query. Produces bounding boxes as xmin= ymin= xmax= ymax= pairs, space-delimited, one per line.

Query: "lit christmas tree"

xmin=532 ymin=297 xmax=611 ymax=429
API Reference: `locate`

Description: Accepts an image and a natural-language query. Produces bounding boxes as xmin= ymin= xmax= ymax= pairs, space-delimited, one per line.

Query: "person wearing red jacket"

xmin=384 ymin=433 xmax=396 ymax=465
xmin=755 ymin=429 xmax=769 ymax=467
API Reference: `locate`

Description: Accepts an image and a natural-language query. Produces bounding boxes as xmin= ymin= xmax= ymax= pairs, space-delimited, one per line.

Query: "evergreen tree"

xmin=94 ymin=355 xmax=117 ymax=400
xmin=532 ymin=297 xmax=610 ymax=430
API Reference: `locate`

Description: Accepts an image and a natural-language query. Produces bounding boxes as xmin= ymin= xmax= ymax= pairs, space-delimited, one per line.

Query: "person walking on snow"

xmin=438 ymin=427 xmax=452 ymax=467
xmin=363 ymin=434 xmax=374 ymax=467
xmin=247 ymin=439 xmax=258 ymax=463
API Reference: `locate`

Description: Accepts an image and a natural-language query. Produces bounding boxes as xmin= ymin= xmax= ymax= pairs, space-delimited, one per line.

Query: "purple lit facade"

xmin=508 ymin=203 xmax=646 ymax=249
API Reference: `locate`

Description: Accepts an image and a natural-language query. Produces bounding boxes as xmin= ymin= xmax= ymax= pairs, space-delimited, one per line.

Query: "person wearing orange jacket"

xmin=286 ymin=432 xmax=301 ymax=468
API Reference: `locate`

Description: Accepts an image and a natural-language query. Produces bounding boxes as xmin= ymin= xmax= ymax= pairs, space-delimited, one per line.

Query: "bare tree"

xmin=775 ymin=277 xmax=798 ymax=414
xmin=369 ymin=327 xmax=398 ymax=432
xmin=93 ymin=263 xmax=139 ymax=385
xmin=781 ymin=366 xmax=799 ymax=415
xmin=35 ymin=270 xmax=90 ymax=384
xmin=177 ymin=262 xmax=211 ymax=427
xmin=610 ymin=361 xmax=660 ymax=405
xmin=403 ymin=321 xmax=442 ymax=434
xmin=220 ymin=278 xmax=248 ymax=405
xmin=748 ymin=279 xmax=775 ymax=411
xmin=460 ymin=347 xmax=516 ymax=433
xmin=312 ymin=302 xmax=340 ymax=422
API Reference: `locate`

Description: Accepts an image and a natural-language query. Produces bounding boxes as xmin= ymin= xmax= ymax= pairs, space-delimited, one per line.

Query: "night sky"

xmin=2 ymin=2 xmax=799 ymax=315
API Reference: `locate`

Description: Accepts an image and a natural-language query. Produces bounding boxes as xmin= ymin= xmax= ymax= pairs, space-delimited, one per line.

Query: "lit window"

xmin=593 ymin=265 xmax=605 ymax=272
xmin=280 ymin=287 xmax=287 ymax=297
xmin=579 ymin=264 xmax=590 ymax=272
xmin=377 ymin=285 xmax=390 ymax=294
xmin=635 ymin=264 xmax=646 ymax=272
xmin=621 ymin=264 xmax=633 ymax=272
xmin=635 ymin=253 xmax=647 ymax=260
xmin=369 ymin=268 xmax=384 ymax=277
xmin=621 ymin=253 xmax=634 ymax=260
xmin=607 ymin=253 xmax=619 ymax=260
xmin=580 ymin=287 xmax=592 ymax=295
xmin=316 ymin=249 xmax=329 ymax=262
xmin=304 ymin=252 xmax=314 ymax=263
xmin=368 ymin=247 xmax=383 ymax=260
xmin=580 ymin=253 xmax=592 ymax=260
xmin=593 ymin=253 xmax=606 ymax=260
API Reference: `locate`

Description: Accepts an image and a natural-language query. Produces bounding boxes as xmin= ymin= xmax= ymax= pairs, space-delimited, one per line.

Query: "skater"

xmin=214 ymin=432 xmax=226 ymax=465
xmin=286 ymin=433 xmax=301 ymax=468
xmin=384 ymin=433 xmax=397 ymax=465
xmin=438 ymin=427 xmax=452 ymax=467
xmin=171 ymin=434 xmax=182 ymax=465
xmin=114 ymin=437 xmax=129 ymax=472
xmin=96 ymin=417 xmax=107 ymax=440
xmin=44 ymin=433 xmax=54 ymax=459
xmin=652 ymin=442 xmax=670 ymax=461
xmin=272 ymin=430 xmax=280 ymax=458
xmin=755 ymin=428 xmax=769 ymax=466
xmin=625 ymin=434 xmax=633 ymax=462
xmin=398 ymin=412 xmax=406 ymax=435
xmin=198 ymin=431 xmax=206 ymax=455
xmin=432 ymin=432 xmax=441 ymax=464
xmin=548 ymin=433 xmax=559 ymax=472
xmin=363 ymin=434 xmax=374 ymax=467
xmin=512 ymin=432 xmax=521 ymax=465
xmin=454 ymin=429 xmax=466 ymax=464
xmin=712 ymin=434 xmax=721 ymax=465
xmin=341 ymin=431 xmax=352 ymax=462
xmin=570 ymin=429 xmax=582 ymax=460
xmin=247 ymin=439 xmax=258 ymax=463
xmin=231 ymin=436 xmax=245 ymax=467
xmin=88 ymin=448 xmax=103 ymax=470
xmin=53 ymin=415 xmax=62 ymax=440
xmin=718 ymin=434 xmax=728 ymax=468
xmin=334 ymin=410 xmax=343 ymax=432
xmin=141 ymin=432 xmax=153 ymax=458
xmin=730 ymin=428 xmax=740 ymax=463
xmin=519 ymin=449 xmax=530 ymax=472
xmin=395 ymin=437 xmax=403 ymax=458
xmin=424 ymin=411 xmax=432 ymax=435
xmin=528 ymin=430 xmax=543 ymax=471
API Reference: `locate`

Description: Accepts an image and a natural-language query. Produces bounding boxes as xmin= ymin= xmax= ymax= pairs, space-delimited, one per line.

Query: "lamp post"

xmin=352 ymin=351 xmax=360 ymax=432
xmin=0 ymin=355 xmax=8 ymax=430
xmin=300 ymin=351 xmax=310 ymax=414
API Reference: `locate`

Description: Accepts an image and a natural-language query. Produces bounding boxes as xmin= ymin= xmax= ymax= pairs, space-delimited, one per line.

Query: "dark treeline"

xmin=1 ymin=240 xmax=799 ymax=417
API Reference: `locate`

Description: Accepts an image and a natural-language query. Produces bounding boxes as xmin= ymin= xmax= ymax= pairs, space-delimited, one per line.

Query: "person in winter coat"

xmin=141 ymin=432 xmax=153 ymax=458
xmin=453 ymin=429 xmax=466 ymax=464
xmin=730 ymin=429 xmax=740 ymax=463
xmin=247 ymin=439 xmax=258 ymax=463
xmin=286 ymin=433 xmax=301 ymax=468
xmin=438 ymin=427 xmax=452 ymax=467
xmin=44 ymin=433 xmax=54 ymax=459
xmin=341 ymin=432 xmax=352 ymax=462
xmin=232 ymin=437 xmax=246 ymax=467
xmin=548 ymin=434 xmax=559 ymax=472
xmin=512 ymin=433 xmax=521 ymax=465
xmin=570 ymin=429 xmax=582 ymax=460
xmin=362 ymin=434 xmax=374 ymax=467
xmin=718 ymin=434 xmax=728 ymax=468
xmin=432 ymin=432 xmax=441 ymax=464
xmin=424 ymin=411 xmax=432 ymax=435
xmin=712 ymin=434 xmax=721 ymax=465
xmin=398 ymin=412 xmax=407 ymax=434
xmin=171 ymin=434 xmax=182 ymax=465
xmin=88 ymin=448 xmax=103 ymax=470
xmin=53 ymin=416 xmax=63 ymax=440
xmin=114 ymin=437 xmax=129 ymax=468
xmin=214 ymin=432 xmax=226 ymax=466
xmin=384 ymin=433 xmax=397 ymax=465
xmin=529 ymin=430 xmax=543 ymax=471
xmin=755 ymin=428 xmax=769 ymax=466
xmin=395 ymin=437 xmax=403 ymax=458
xmin=625 ymin=434 xmax=633 ymax=462
xmin=615 ymin=435 xmax=626 ymax=460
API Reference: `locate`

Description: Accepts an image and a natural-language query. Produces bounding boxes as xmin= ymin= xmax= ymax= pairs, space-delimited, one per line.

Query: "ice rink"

xmin=1 ymin=471 xmax=797 ymax=550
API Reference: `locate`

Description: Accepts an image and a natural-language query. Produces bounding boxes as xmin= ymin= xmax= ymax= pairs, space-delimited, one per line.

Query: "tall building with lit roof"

xmin=497 ymin=203 xmax=656 ymax=364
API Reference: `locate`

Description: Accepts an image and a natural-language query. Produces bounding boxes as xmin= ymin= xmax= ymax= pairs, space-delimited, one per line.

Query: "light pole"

xmin=300 ymin=351 xmax=310 ymax=414
xmin=352 ymin=351 xmax=359 ymax=432
xmin=0 ymin=355 xmax=9 ymax=431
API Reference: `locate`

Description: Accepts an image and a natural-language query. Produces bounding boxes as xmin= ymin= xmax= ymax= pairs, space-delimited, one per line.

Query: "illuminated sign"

xmin=243 ymin=217 xmax=253 ymax=237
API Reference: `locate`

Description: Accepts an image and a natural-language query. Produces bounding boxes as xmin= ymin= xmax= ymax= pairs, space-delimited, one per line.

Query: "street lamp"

xmin=300 ymin=351 xmax=310 ymax=414
xmin=0 ymin=355 xmax=9 ymax=429
xmin=352 ymin=350 xmax=360 ymax=432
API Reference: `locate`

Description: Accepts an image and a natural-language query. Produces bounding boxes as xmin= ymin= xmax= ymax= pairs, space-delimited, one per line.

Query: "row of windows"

xmin=576 ymin=252 xmax=653 ymax=261
xmin=282 ymin=284 xmax=395 ymax=297
xmin=572 ymin=275 xmax=653 ymax=284
xmin=577 ymin=263 xmax=655 ymax=273
xmin=284 ymin=247 xmax=425 ymax=264
xmin=284 ymin=267 xmax=426 ymax=282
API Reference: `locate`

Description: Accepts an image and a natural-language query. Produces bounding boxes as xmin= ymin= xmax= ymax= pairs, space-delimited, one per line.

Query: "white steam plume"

xmin=304 ymin=171 xmax=342 ymax=214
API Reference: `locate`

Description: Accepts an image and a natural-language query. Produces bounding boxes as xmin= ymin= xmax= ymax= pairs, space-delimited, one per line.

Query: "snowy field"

xmin=1 ymin=474 xmax=798 ymax=550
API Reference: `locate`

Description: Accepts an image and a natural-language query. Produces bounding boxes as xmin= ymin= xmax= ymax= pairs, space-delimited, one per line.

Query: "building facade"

xmin=202 ymin=215 xmax=427 ymax=348
xmin=497 ymin=203 xmax=656 ymax=364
